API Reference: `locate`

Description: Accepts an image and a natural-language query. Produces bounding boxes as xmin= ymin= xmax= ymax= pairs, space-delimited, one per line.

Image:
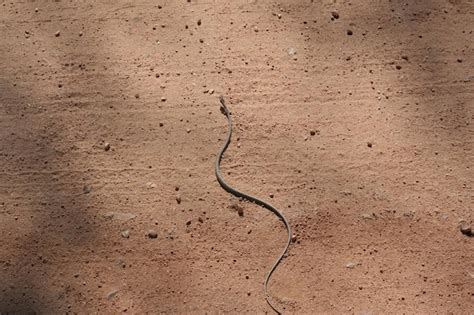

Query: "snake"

xmin=215 ymin=96 xmax=292 ymax=314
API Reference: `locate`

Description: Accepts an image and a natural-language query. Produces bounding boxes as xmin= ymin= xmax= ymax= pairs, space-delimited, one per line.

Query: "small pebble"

xmin=35 ymin=7 xmax=39 ymax=12
xmin=367 ymin=142 xmax=373 ymax=148
xmin=79 ymin=31 xmax=83 ymax=37
xmin=269 ymin=193 xmax=274 ymax=198
xmin=331 ymin=11 xmax=339 ymax=19
xmin=346 ymin=261 xmax=359 ymax=268
xmin=291 ymin=234 xmax=297 ymax=242
xmin=231 ymin=202 xmax=244 ymax=217
xmin=135 ymin=93 xmax=140 ymax=99
xmin=208 ymin=89 xmax=214 ymax=95
xmin=347 ymin=30 xmax=353 ymax=36
xmin=54 ymin=31 xmax=60 ymax=37
xmin=147 ymin=230 xmax=158 ymax=239
xmin=121 ymin=230 xmax=130 ymax=238
xmin=176 ymin=196 xmax=182 ymax=204
xmin=161 ymin=97 xmax=167 ymax=102
xmin=310 ymin=130 xmax=316 ymax=136
xmin=104 ymin=142 xmax=111 ymax=151
xmin=83 ymin=185 xmax=91 ymax=194
xmin=460 ymin=225 xmax=473 ymax=237
xmin=186 ymin=128 xmax=191 ymax=133
xmin=197 ymin=19 xmax=202 ymax=26
xmin=106 ymin=290 xmax=119 ymax=300
xmin=396 ymin=65 xmax=402 ymax=70
xmin=457 ymin=58 xmax=463 ymax=63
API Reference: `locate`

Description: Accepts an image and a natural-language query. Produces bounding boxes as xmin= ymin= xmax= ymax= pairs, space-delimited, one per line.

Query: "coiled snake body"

xmin=215 ymin=96 xmax=292 ymax=314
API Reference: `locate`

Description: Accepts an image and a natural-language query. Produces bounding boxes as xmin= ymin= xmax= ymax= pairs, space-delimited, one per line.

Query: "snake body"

xmin=215 ymin=96 xmax=292 ymax=314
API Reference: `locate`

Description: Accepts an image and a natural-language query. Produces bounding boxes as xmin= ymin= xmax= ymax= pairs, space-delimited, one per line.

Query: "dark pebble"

xmin=460 ymin=225 xmax=473 ymax=237
xmin=147 ymin=230 xmax=158 ymax=239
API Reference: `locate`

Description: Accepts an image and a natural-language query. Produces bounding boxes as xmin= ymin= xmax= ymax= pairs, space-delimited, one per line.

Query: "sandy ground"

xmin=0 ymin=0 xmax=473 ymax=314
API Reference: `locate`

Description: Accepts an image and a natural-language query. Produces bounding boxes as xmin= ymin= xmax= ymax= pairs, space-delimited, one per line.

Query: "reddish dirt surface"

xmin=1 ymin=0 xmax=473 ymax=314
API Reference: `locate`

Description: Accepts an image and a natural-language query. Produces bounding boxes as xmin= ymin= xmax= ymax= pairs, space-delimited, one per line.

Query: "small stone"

xmin=401 ymin=55 xmax=409 ymax=61
xmin=269 ymin=193 xmax=274 ymax=198
xmin=186 ymin=128 xmax=191 ymax=133
xmin=197 ymin=19 xmax=202 ymax=26
xmin=208 ymin=89 xmax=214 ymax=95
xmin=361 ymin=213 xmax=375 ymax=220
xmin=159 ymin=122 xmax=164 ymax=127
xmin=277 ymin=14 xmax=282 ymax=19
xmin=396 ymin=65 xmax=402 ymax=70
xmin=331 ymin=11 xmax=339 ymax=19
xmin=83 ymin=185 xmax=91 ymax=194
xmin=147 ymin=230 xmax=158 ymax=239
xmin=347 ymin=30 xmax=353 ymax=36
xmin=135 ymin=93 xmax=140 ymax=99
xmin=161 ymin=97 xmax=167 ymax=102
xmin=291 ymin=234 xmax=297 ymax=242
xmin=73 ymin=273 xmax=79 ymax=278
xmin=198 ymin=217 xmax=204 ymax=223
xmin=54 ymin=31 xmax=60 ymax=37
xmin=288 ymin=47 xmax=297 ymax=55
xmin=104 ymin=142 xmax=111 ymax=151
xmin=155 ymin=73 xmax=160 ymax=78
xmin=310 ymin=130 xmax=316 ymax=136
xmin=106 ymin=290 xmax=119 ymax=300
xmin=146 ymin=182 xmax=157 ymax=189
xmin=121 ymin=230 xmax=130 ymax=238
xmin=35 ymin=7 xmax=39 ymax=12
xmin=346 ymin=261 xmax=359 ymax=268
xmin=176 ymin=196 xmax=182 ymax=204
xmin=460 ymin=224 xmax=473 ymax=237
xmin=79 ymin=31 xmax=83 ymax=37
xmin=367 ymin=142 xmax=373 ymax=148
xmin=457 ymin=58 xmax=463 ymax=63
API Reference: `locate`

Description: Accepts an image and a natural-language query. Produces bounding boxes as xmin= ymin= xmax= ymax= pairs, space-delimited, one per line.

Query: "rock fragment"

xmin=147 ymin=230 xmax=158 ymax=239
xmin=121 ymin=230 xmax=130 ymax=238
